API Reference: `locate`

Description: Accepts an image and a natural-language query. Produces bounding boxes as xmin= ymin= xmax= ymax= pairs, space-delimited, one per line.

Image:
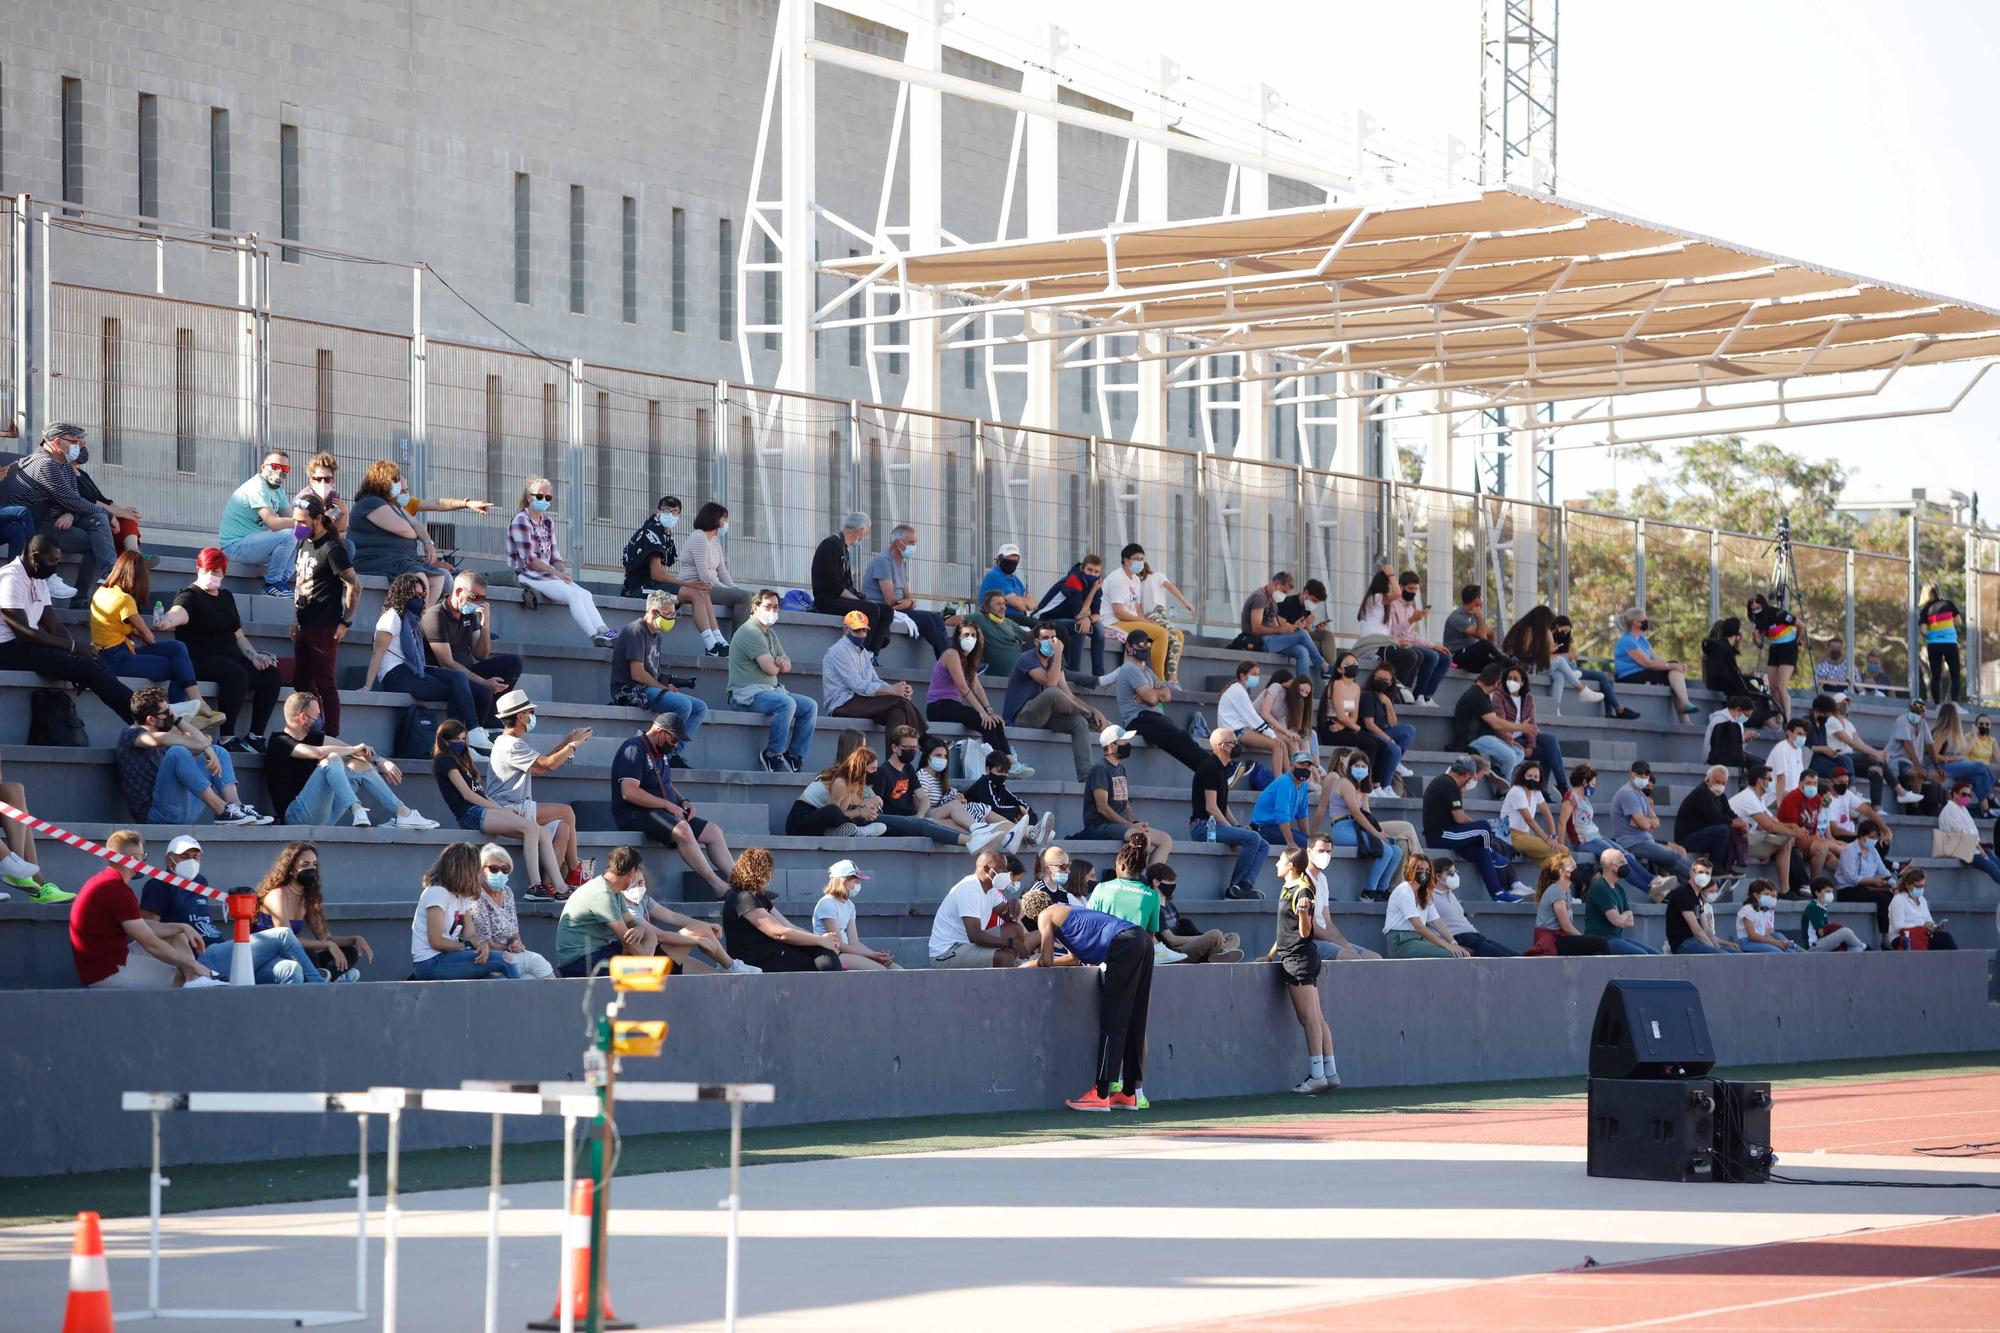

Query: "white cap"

xmin=997 ymin=543 xmax=1022 ymax=559
xmin=167 ymin=834 xmax=202 ymax=856
xmin=827 ymin=859 xmax=871 ymax=880
xmin=1098 ymin=724 xmax=1138 ymax=748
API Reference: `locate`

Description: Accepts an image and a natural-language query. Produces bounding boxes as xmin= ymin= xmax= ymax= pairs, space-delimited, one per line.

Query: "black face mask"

xmin=296 ymin=867 xmax=321 ymax=890
xmin=1400 ymin=589 xmax=1418 ymax=602
xmin=27 ymin=560 xmax=58 ymax=581
xmin=1339 ymin=664 xmax=1359 ymax=679
xmin=998 ymin=559 xmax=1019 ymax=576
xmin=1413 ymin=869 xmax=1431 ymax=886
xmin=1292 ymin=767 xmax=1312 ymax=781
xmin=899 ymin=746 xmax=918 ymax=762
xmin=1638 ymin=619 xmax=1651 ymax=633
xmin=1370 ymin=678 xmax=1394 ymax=693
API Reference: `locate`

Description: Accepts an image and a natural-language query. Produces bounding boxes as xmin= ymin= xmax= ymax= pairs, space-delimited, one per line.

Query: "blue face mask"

xmin=660 ymin=511 xmax=678 ymax=529
xmin=1051 ymin=871 xmax=1069 ymax=886
xmin=66 ymin=442 xmax=83 ymax=462
xmin=848 ymin=631 xmax=869 ymax=645
xmin=1245 ymin=674 xmax=1261 ymax=692
xmin=1037 ymin=640 xmax=1055 ymax=658
xmin=1127 ymin=559 xmax=1145 ymax=575
xmin=529 ymin=496 xmax=552 ymax=513
xmin=719 ymin=521 xmax=730 ymax=537
xmin=447 ymin=739 xmax=467 ymax=755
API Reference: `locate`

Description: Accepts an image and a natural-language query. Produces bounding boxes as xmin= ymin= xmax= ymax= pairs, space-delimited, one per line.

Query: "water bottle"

xmin=151 ymin=598 xmax=165 ymax=630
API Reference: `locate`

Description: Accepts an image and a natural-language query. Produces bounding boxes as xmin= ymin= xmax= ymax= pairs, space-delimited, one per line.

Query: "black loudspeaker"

xmin=1711 ymin=1080 xmax=1775 ymax=1183
xmin=1589 ymin=979 xmax=1715 ymax=1079
xmin=1586 ymin=1077 xmax=1716 ymax=1182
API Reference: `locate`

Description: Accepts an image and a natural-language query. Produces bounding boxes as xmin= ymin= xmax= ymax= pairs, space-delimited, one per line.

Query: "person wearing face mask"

xmin=1775 ymin=767 xmax=1839 ymax=882
xmin=470 ymin=844 xmax=554 ymax=978
xmin=1663 ymin=859 xmax=1740 ymax=955
xmin=69 ymin=829 xmax=225 ymax=989
xmin=0 ymin=533 xmax=136 ymax=721
xmin=1383 ymin=853 xmax=1470 ymax=959
xmin=1101 ymin=542 xmax=1192 ymax=683
xmin=966 ymin=746 xmax=1056 ymax=846
xmin=1219 ymin=659 xmax=1286 ymax=770
xmin=1934 ymin=780 xmax=2000 ymax=886
xmin=1265 ymin=848 xmax=1344 ymax=1093
xmin=288 ymin=492 xmax=359 ymax=736
xmin=139 ymin=835 xmax=324 ymax=984
xmin=486 ymin=690 xmax=587 ymax=890
xmin=1086 ymin=835 xmax=1186 ymax=967
xmin=916 ymin=737 xmax=1030 ymax=847
xmin=1730 ymin=877 xmax=1798 ymax=953
xmin=1385 ymin=571 xmax=1452 ymax=706
xmin=1823 ymin=695 xmax=1890 ymax=809
xmin=1886 ymin=697 xmax=1948 ymax=810
xmin=669 ymin=500 xmax=745 ymax=652
xmin=1699 ymin=617 xmax=1779 ymax=733
xmin=1108 ymin=630 xmax=1206 ymax=772
xmin=1886 ymin=867 xmax=1954 ymax=950
xmin=347 ymin=460 xmax=449 ymax=606
xmin=1358 ymin=665 xmax=1418 ymax=798
xmin=977 ymin=541 xmax=1041 ymax=626
xmin=1728 ymin=762 xmax=1801 ymax=899
xmin=1799 ymin=875 xmax=1868 ymax=952
xmin=606 ymin=588 xmax=710 ymax=764
xmin=1315 ymin=650 xmax=1387 ymax=776
xmin=557 ymin=845 xmax=756 ymax=977
xmin=1965 ymin=712 xmax=1998 ymax=776
xmin=612 ymin=713 xmax=736 ymax=897
xmin=1490 ymin=662 xmax=1569 ymax=795
xmin=620 ymin=494 xmax=684 ymax=598
xmin=930 ymin=849 xmax=1033 ymax=967
xmin=1423 ymin=756 xmax=1518 ymax=900
xmin=115 ymin=686 xmax=271 ymax=827
xmin=1292 ymin=831 xmax=1381 ymax=960
xmin=810 ymin=511 xmax=893 ymax=653
xmin=1580 ymin=847 xmax=1662 ymax=954
xmin=7 ymin=422 xmax=116 ymax=606
xmin=1239 ymin=571 xmax=1329 ymax=680
xmin=1818 ymin=760 xmax=1878 ymax=848
xmin=409 ymin=842 xmax=521 ymax=980
xmin=926 ymin=617 xmax=1033 ymax=778
xmin=154 ymin=546 xmax=281 ymax=750
xmin=1249 ymin=750 xmax=1319 ymax=850
xmin=1442 ymin=584 xmax=1506 ymax=676
xmin=1744 ymin=593 xmax=1801 ymax=725
xmin=218 ymin=449 xmax=303 ymax=595
xmin=1930 ymin=702 xmax=1995 ymax=812
xmin=419 ymin=571 xmax=521 ymax=751
xmin=432 ymin=718 xmax=566 ymax=900
xmin=365 ymin=571 xmax=483 ymax=732
xmin=1672 ymin=764 xmax=1745 ymax=874
xmin=506 ymin=476 xmax=617 ymax=648
xmin=1143 ymin=862 xmax=1244 ymax=964
xmin=1314 ymin=748 xmax=1406 ymax=900
xmin=1193 ymin=729 xmax=1270 ymax=900
xmin=1813 ymin=637 xmax=1865 ymax=695
xmin=292 ymin=453 xmax=353 ymax=558
xmin=1072 ymin=725 xmax=1174 ymax=864
xmin=1031 ymin=845 xmax=1083 ymax=906
xmin=812 ymin=859 xmax=897 ymax=970
xmin=253 ymin=841 xmax=372 ymax=981
xmin=1003 ymin=622 xmax=1108 ymax=783
xmin=864 ymin=524 xmax=954 ymax=659
xmin=1525 ymin=854 xmax=1610 ymax=956
xmin=1033 ymin=553 xmax=1108 ymax=676
xmin=1766 ymin=717 xmax=1813 ymax=800
xmin=866 ymin=732 xmax=1015 ymax=849
xmin=727 ymin=588 xmax=818 ymax=773
xmin=1428 ymin=857 xmax=1517 ymax=957
xmin=90 ymin=550 xmax=222 ymax=726
xmin=1560 ymin=765 xmax=1652 ymax=899
xmin=1612 ymin=606 xmax=1700 ymax=722
xmin=268 ymin=689 xmax=436 ymax=832
xmin=1832 ymin=817 xmax=1896 ymax=939
xmin=1500 ymin=761 xmax=1566 ymax=870
xmin=822 ymin=609 xmax=924 ymax=741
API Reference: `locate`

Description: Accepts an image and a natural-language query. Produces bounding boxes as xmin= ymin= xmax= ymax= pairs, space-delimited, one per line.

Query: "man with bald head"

xmin=1191 ymin=727 xmax=1268 ymax=900
xmin=1673 ymin=763 xmax=1744 ymax=874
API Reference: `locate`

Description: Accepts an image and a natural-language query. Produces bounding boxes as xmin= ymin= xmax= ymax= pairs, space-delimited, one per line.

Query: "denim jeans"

xmin=382 ymin=663 xmax=478 ymax=729
xmin=1469 ymin=734 xmax=1524 ymax=776
xmin=1737 ymin=940 xmax=1786 ymax=954
xmin=413 ymin=950 xmax=521 ymax=980
xmin=1601 ymin=936 xmax=1662 ymax=955
xmin=205 ymin=927 xmax=327 ymax=984
xmin=1375 ymin=721 xmax=1417 ymax=779
xmin=147 ymin=744 xmax=238 ymax=824
xmin=45 ymin=507 xmax=115 ymax=595
xmin=873 ymin=813 xmax=962 ymax=845
xmin=99 ymin=640 xmax=199 ymax=694
xmin=1943 ymin=759 xmax=1993 ymax=804
xmin=284 ymin=758 xmax=401 ymax=826
xmin=1059 ymin=620 xmax=1107 ymax=676
xmin=1617 ymin=835 xmax=1691 ymax=882
xmin=1261 ymin=630 xmax=1326 ymax=677
xmin=1549 ymin=657 xmax=1623 ymax=715
xmin=1331 ymin=817 xmax=1405 ymax=895
xmin=1190 ymin=817 xmax=1268 ymax=889
xmin=0 ymin=504 xmax=31 ymax=560
xmin=631 ymin=685 xmax=709 ymax=758
xmin=1671 ymin=937 xmax=1733 ymax=955
xmin=730 ymin=685 xmax=817 ymax=759
xmin=1407 ymin=645 xmax=1452 ymax=698
xmin=222 ymin=527 xmax=299 ymax=582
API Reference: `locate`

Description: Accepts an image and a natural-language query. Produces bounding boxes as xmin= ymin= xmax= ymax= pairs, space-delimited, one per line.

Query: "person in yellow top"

xmin=90 ymin=551 xmax=223 ymax=727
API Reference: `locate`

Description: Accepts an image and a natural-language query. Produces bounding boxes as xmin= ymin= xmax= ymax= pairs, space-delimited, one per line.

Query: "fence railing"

xmin=8 ymin=193 xmax=1992 ymax=700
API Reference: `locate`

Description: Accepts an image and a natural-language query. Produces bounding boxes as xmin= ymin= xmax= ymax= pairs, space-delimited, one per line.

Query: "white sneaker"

xmin=350 ymin=806 xmax=373 ymax=828
xmin=1579 ymin=686 xmax=1605 ymax=704
xmin=1154 ymin=942 xmax=1189 ymax=964
xmin=1894 ymin=788 xmax=1924 ymax=804
xmin=1396 ymin=763 xmax=1414 ymax=778
xmin=968 ymin=822 xmax=1009 ymax=852
xmin=1034 ymin=811 xmax=1055 ymax=845
xmin=1371 ymin=785 xmax=1399 ymax=801
xmin=1007 ymin=759 xmax=1037 ymax=779
xmin=1396 ymin=685 xmax=1416 ymax=705
xmin=465 ymin=727 xmax=494 ymax=752
xmin=1002 ymin=815 xmax=1032 ymax=852
xmin=727 ymin=959 xmax=764 ymax=974
xmin=393 ymin=810 xmax=441 ymax=830
xmin=1512 ymin=880 xmax=1536 ymax=898
xmin=0 ymin=888 xmax=10 ymax=902
xmin=0 ymin=850 xmax=39 ymax=880
xmin=855 ymin=822 xmax=888 ymax=838
xmin=169 ymin=699 xmax=201 ymax=720
xmin=182 ymin=975 xmax=227 ymax=989
xmin=47 ymin=574 xmax=77 ymax=601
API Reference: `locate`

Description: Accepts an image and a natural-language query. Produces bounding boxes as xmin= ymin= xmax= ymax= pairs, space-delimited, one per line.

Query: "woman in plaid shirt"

xmin=506 ymin=477 xmax=616 ymax=647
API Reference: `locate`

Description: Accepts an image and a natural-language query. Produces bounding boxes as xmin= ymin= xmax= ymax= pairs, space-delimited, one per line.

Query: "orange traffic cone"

xmin=62 ymin=1211 xmax=114 ymax=1333
xmin=527 ymin=1179 xmax=632 ymax=1331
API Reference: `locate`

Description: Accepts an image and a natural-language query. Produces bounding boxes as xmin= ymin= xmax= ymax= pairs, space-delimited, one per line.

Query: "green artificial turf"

xmin=5 ymin=1051 xmax=1994 ymax=1229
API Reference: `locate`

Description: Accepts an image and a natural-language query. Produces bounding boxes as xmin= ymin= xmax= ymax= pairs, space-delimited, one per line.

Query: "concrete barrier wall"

xmin=5 ymin=952 xmax=1995 ymax=1177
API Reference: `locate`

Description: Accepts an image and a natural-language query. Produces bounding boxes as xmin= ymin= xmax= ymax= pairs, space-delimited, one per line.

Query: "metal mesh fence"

xmin=1560 ymin=509 xmax=1639 ymax=662
xmin=723 ymin=388 xmax=849 ymax=593
xmin=267 ymin=317 xmax=411 ymax=510
xmin=1303 ymin=469 xmax=1386 ymax=635
xmin=1852 ymin=550 xmax=1911 ymax=689
xmin=981 ymin=424 xmax=1090 ymax=614
xmin=1095 ymin=441 xmax=1201 ymax=627
xmin=1640 ymin=520 xmax=1713 ymax=664
xmin=1199 ymin=455 xmax=1298 ymax=631
xmin=575 ymin=365 xmax=717 ymax=573
xmin=854 ymin=405 xmax=977 ymax=604
xmin=423 ymin=341 xmax=570 ymax=566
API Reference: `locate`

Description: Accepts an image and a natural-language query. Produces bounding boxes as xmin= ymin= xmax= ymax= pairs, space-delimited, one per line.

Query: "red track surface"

xmin=1159 ymin=1073 xmax=2000 ymax=1332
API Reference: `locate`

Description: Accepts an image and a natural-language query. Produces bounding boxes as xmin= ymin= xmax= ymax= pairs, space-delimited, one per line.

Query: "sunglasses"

xmin=483 ymin=864 xmax=510 ymax=875
xmin=264 ymin=461 xmax=292 ymax=474
xmin=530 ymin=492 xmax=554 ymax=501
xmin=310 ymin=474 xmax=335 ymax=484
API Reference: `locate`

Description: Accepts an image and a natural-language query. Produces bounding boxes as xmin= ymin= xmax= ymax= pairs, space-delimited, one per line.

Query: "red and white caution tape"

xmin=0 ymin=799 xmax=221 ymax=900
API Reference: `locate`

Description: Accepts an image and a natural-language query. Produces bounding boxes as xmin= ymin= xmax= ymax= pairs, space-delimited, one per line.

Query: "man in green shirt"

xmin=725 ymin=588 xmax=818 ymax=773
xmin=977 ymin=590 xmax=1030 ymax=677
xmin=1085 ymin=840 xmax=1182 ymax=964
xmin=1580 ymin=848 xmax=1661 ymax=954
xmin=556 ymin=846 xmax=756 ymax=976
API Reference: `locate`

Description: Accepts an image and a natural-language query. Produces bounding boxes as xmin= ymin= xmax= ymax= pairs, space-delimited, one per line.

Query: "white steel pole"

xmin=776 ymin=0 xmax=817 ymax=393
xmin=37 ymin=209 xmax=51 ymax=441
xmin=145 ymin=1109 xmax=164 ymax=1317
xmin=354 ymin=1113 xmax=370 ymax=1319
xmin=1019 ymin=25 xmax=1063 ymax=431
xmin=484 ymin=1112 xmax=502 ymax=1333
xmin=560 ymin=1111 xmax=576 ymax=1333
xmin=724 ymin=1099 xmax=743 ymax=1333
xmin=382 ymin=1106 xmax=401 ymax=1333
xmin=9 ymin=196 xmax=25 ymax=439
xmin=903 ymin=1 xmax=946 ymax=417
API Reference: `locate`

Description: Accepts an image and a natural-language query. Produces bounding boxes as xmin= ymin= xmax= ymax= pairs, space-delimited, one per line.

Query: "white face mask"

xmin=176 ymin=858 xmax=202 ymax=882
xmin=1504 ymin=679 xmax=1522 ymax=695
xmin=194 ymin=570 xmax=224 ymax=592
xmin=622 ymin=882 xmax=647 ymax=905
xmin=523 ymin=715 xmax=538 ymax=733
xmin=1757 ymin=894 xmax=1776 ymax=910
xmin=390 ymin=480 xmax=407 ymax=501
xmin=958 ymin=636 xmax=978 ymax=653
xmin=1444 ymin=872 xmax=1461 ymax=890
xmin=1691 ymin=871 xmax=1711 ymax=888
xmin=1307 ymin=849 xmax=1332 ymax=870
xmin=1704 ymin=888 xmax=1721 ymax=903
xmin=928 ymin=756 xmax=948 ymax=772
xmin=1816 ymin=893 xmax=1834 ymax=908
xmin=754 ymin=606 xmax=780 ymax=627
xmin=1127 ymin=559 xmax=1145 ymax=575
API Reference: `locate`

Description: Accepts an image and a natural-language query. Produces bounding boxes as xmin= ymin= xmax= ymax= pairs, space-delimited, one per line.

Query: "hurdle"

xmin=117 ymin=1090 xmax=388 ymax=1326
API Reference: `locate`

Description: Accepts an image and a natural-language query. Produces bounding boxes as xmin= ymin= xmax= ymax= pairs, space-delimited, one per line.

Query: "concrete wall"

xmin=4 ymin=951 xmax=1994 ymax=1177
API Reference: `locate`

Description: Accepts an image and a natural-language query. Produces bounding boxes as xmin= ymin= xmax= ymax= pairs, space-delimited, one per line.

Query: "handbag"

xmin=27 ymin=688 xmax=87 ymax=746
xmin=1930 ymin=828 xmax=1979 ymax=863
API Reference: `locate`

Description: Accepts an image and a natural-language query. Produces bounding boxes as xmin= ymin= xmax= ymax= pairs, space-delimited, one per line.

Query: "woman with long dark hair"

xmin=254 ymin=842 xmax=373 ymax=981
xmin=925 ymin=618 xmax=1028 ymax=775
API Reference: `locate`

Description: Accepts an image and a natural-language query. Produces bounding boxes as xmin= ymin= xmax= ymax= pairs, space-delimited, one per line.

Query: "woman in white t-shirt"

xmin=811 ymin=858 xmax=898 ymax=971
xmin=1217 ymin=660 xmax=1285 ymax=767
xmin=1500 ymin=759 xmax=1564 ymax=868
xmin=1382 ymin=855 xmax=1468 ymax=959
xmin=1887 ymin=867 xmax=1956 ymax=950
xmin=411 ymin=842 xmax=520 ymax=979
xmin=363 ymin=571 xmax=480 ymax=729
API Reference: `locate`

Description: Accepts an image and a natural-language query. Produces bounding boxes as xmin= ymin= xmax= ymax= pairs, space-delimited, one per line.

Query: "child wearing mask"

xmin=1733 ymin=878 xmax=1800 ymax=953
xmin=1801 ymin=876 xmax=1868 ymax=952
xmin=812 ymin=858 xmax=898 ymax=971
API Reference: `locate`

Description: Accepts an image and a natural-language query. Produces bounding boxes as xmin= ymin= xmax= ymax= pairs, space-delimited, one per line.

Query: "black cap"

xmin=1629 ymin=759 xmax=1652 ymax=774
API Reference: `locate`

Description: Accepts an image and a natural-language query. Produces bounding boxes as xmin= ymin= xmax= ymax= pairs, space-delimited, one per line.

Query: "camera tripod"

xmin=1766 ymin=514 xmax=1814 ymax=682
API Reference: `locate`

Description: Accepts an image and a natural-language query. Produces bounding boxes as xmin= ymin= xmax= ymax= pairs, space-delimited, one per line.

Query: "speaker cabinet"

xmin=1589 ymin=979 xmax=1716 ymax=1079
xmin=1712 ymin=1079 xmax=1775 ymax=1183
xmin=1587 ymin=1078 xmax=1716 ymax=1182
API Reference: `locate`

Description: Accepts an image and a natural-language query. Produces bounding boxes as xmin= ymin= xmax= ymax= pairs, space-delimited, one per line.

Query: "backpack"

xmin=394 ymin=704 xmax=442 ymax=759
xmin=27 ymin=688 xmax=87 ymax=747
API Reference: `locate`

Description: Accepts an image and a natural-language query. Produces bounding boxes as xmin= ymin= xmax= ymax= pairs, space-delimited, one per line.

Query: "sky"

xmin=962 ymin=0 xmax=2000 ymax=513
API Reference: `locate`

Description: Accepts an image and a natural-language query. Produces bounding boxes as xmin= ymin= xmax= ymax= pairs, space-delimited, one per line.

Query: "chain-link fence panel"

xmin=982 ymin=424 xmax=1090 ymax=614
xmin=1475 ymin=494 xmax=1561 ymax=632
xmin=853 ymin=405 xmax=977 ymax=605
xmin=1789 ymin=542 xmax=1850 ymax=687
xmin=1199 ymin=455 xmax=1299 ymax=635
xmin=1096 ymin=441 xmax=1201 ymax=628
xmin=1640 ymin=520 xmax=1713 ymax=665
xmin=1302 ymin=469 xmax=1386 ymax=631
xmin=722 ymin=388 xmax=848 ymax=593
xmin=44 ymin=284 xmax=254 ymax=542
xmin=267 ymin=318 xmax=411 ymax=515
xmin=1560 ymin=509 xmax=1640 ymax=663
xmin=1852 ymin=549 xmax=1911 ymax=692
xmin=422 ymin=342 xmax=575 ymax=567
xmin=572 ymin=365 xmax=719 ymax=574
xmin=1388 ymin=482 xmax=1471 ymax=619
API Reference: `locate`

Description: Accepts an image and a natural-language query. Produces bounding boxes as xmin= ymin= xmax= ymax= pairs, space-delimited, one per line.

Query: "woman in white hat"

xmin=812 ymin=859 xmax=898 ymax=970
xmin=485 ymin=689 xmax=588 ymax=896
